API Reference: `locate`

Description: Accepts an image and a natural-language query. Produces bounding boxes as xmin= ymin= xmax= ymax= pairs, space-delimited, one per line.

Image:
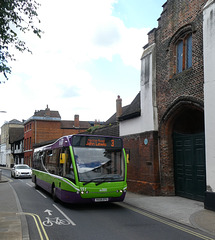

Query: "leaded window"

xmin=176 ymin=34 xmax=192 ymax=73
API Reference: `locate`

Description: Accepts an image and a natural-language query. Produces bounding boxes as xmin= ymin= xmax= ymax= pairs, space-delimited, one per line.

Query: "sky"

xmin=0 ymin=0 xmax=165 ymax=129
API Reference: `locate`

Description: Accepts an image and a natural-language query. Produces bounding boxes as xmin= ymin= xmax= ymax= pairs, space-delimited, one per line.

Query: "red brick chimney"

xmin=74 ymin=114 xmax=79 ymax=128
xmin=116 ymin=95 xmax=122 ymax=121
xmin=45 ymin=105 xmax=50 ymax=117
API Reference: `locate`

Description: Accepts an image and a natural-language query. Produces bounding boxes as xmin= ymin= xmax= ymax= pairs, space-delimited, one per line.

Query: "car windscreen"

xmin=16 ymin=165 xmax=30 ymax=169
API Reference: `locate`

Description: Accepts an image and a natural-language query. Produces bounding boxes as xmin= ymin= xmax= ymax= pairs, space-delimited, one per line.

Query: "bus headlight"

xmin=117 ymin=190 xmax=123 ymax=193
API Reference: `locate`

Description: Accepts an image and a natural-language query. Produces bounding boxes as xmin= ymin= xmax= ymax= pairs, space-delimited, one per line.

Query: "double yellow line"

xmin=18 ymin=205 xmax=214 ymax=240
xmin=119 ymin=203 xmax=214 ymax=240
xmin=17 ymin=212 xmax=49 ymax=240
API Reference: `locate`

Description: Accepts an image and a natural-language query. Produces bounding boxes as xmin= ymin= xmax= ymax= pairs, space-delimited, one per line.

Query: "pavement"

xmin=0 ymin=173 xmax=29 ymax=240
xmin=1 ymin=171 xmax=215 ymax=240
xmin=124 ymin=192 xmax=215 ymax=237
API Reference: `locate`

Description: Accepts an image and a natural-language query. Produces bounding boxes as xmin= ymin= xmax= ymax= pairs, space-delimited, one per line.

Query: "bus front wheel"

xmin=52 ymin=186 xmax=58 ymax=202
xmin=34 ymin=177 xmax=39 ymax=189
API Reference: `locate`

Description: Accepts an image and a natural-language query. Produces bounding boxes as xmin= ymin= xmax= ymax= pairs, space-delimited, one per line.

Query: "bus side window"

xmin=44 ymin=151 xmax=48 ymax=169
xmin=33 ymin=152 xmax=37 ymax=169
xmin=64 ymin=148 xmax=75 ymax=183
xmin=56 ymin=148 xmax=63 ymax=176
xmin=46 ymin=150 xmax=55 ymax=174
xmin=39 ymin=152 xmax=45 ymax=171
xmin=52 ymin=149 xmax=59 ymax=175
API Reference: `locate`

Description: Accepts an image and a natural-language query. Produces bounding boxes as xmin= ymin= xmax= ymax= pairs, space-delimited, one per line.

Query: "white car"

xmin=11 ymin=164 xmax=32 ymax=178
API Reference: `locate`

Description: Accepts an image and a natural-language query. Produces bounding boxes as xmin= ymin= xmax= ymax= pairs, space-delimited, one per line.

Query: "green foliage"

xmin=87 ymin=125 xmax=103 ymax=133
xmin=0 ymin=0 xmax=42 ymax=82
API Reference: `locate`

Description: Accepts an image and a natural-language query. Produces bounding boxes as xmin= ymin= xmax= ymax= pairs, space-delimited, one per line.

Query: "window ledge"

xmin=170 ymin=67 xmax=193 ymax=81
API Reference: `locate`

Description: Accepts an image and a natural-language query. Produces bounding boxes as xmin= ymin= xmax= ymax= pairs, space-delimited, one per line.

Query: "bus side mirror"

xmin=125 ymin=149 xmax=130 ymax=164
xmin=127 ymin=154 xmax=129 ymax=164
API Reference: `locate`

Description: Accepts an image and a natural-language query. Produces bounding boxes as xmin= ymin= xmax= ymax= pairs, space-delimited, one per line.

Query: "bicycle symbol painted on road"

xmin=43 ymin=217 xmax=71 ymax=227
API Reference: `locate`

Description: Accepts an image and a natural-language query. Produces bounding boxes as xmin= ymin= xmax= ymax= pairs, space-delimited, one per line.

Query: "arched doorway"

xmin=173 ymin=108 xmax=206 ymax=201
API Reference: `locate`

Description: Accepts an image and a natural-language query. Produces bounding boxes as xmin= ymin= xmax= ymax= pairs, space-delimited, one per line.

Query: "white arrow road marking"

xmin=44 ymin=209 xmax=53 ymax=216
xmin=53 ymin=204 xmax=76 ymax=226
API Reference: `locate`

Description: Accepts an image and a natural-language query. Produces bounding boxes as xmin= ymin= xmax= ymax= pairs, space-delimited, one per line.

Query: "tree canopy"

xmin=0 ymin=0 xmax=42 ymax=82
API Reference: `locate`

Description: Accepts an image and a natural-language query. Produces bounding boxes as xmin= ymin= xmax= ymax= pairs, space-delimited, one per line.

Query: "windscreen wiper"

xmin=83 ymin=177 xmax=104 ymax=186
xmin=83 ymin=175 xmax=121 ymax=186
xmin=95 ymin=179 xmax=107 ymax=186
xmin=83 ymin=179 xmax=94 ymax=186
xmin=95 ymin=176 xmax=121 ymax=186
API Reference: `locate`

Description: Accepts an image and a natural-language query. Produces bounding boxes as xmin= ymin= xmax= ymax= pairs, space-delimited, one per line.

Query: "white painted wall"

xmin=203 ymin=0 xmax=215 ymax=191
xmin=6 ymin=151 xmax=12 ymax=168
xmin=0 ymin=144 xmax=6 ymax=166
xmin=120 ymin=44 xmax=158 ymax=136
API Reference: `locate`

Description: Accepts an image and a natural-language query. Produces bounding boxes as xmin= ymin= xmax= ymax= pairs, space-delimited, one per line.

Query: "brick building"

xmin=119 ymin=0 xmax=207 ymax=201
xmin=24 ymin=106 xmax=91 ymax=166
xmin=154 ymin=0 xmax=206 ymax=200
xmin=0 ymin=120 xmax=24 ymax=167
xmin=10 ymin=127 xmax=24 ymax=165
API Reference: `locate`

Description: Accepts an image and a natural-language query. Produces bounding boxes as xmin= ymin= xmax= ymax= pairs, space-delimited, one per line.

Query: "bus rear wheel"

xmin=52 ymin=186 xmax=58 ymax=202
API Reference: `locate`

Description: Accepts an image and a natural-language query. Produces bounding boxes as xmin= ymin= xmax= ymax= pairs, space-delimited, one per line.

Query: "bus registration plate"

xmin=95 ymin=198 xmax=109 ymax=202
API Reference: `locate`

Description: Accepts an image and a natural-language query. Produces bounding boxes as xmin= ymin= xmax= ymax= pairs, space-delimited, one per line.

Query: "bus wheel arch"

xmin=34 ymin=176 xmax=39 ymax=189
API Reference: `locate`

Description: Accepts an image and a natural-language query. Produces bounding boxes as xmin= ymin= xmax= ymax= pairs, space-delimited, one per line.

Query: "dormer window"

xmin=176 ymin=34 xmax=192 ymax=73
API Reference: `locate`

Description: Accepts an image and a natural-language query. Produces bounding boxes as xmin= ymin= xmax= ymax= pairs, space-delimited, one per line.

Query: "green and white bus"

xmin=32 ymin=134 xmax=127 ymax=203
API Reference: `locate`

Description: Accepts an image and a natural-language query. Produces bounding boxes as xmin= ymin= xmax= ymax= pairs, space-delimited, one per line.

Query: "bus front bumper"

xmin=57 ymin=188 xmax=126 ymax=204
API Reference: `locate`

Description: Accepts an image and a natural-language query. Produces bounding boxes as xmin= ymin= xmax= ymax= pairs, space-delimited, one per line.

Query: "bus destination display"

xmin=72 ymin=135 xmax=122 ymax=149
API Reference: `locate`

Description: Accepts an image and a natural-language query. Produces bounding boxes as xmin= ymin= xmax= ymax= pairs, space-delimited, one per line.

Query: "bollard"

xmin=0 ymin=169 xmax=2 ymax=181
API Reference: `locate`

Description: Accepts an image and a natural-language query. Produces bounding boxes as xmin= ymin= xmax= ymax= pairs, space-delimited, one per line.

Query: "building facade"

xmin=0 ymin=120 xmax=24 ymax=167
xmin=24 ymin=106 xmax=91 ymax=166
xmin=119 ymin=0 xmax=207 ymax=201
xmin=10 ymin=128 xmax=24 ymax=165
